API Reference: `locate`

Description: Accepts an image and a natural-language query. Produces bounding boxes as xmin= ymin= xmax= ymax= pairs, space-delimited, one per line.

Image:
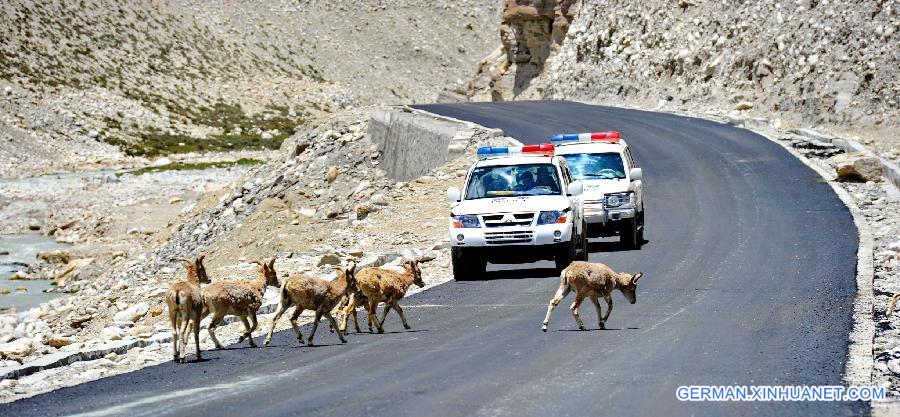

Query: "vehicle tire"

xmin=636 ymin=210 xmax=645 ymax=248
xmin=578 ymin=221 xmax=589 ymax=260
xmin=555 ymin=241 xmax=575 ymax=272
xmin=452 ymin=247 xmax=484 ymax=281
xmin=620 ymin=219 xmax=638 ymax=249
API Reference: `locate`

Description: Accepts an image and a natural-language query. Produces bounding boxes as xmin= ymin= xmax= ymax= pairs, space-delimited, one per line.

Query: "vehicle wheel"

xmin=620 ymin=219 xmax=638 ymax=249
xmin=452 ymin=247 xmax=484 ymax=281
xmin=555 ymin=241 xmax=575 ymax=272
xmin=636 ymin=210 xmax=645 ymax=248
xmin=578 ymin=222 xmax=589 ymax=260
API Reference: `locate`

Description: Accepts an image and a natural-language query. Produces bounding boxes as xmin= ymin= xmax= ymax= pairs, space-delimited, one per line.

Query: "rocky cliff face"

xmin=468 ymin=0 xmax=579 ymax=101
xmin=469 ymin=0 xmax=898 ymax=155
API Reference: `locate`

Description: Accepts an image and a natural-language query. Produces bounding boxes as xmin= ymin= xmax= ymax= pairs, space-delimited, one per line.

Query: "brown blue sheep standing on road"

xmin=165 ymin=255 xmax=210 ymax=363
xmin=202 ymin=257 xmax=280 ymax=348
xmin=264 ymin=262 xmax=357 ymax=346
xmin=542 ymin=261 xmax=643 ymax=331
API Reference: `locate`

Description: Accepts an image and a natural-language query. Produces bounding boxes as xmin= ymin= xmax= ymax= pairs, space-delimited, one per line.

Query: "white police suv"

xmin=446 ymin=144 xmax=588 ymax=280
xmin=551 ymin=132 xmax=644 ymax=248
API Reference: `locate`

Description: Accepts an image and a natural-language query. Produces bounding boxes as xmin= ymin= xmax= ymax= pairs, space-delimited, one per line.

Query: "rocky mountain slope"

xmin=0 ymin=0 xmax=501 ymax=177
xmin=468 ymin=0 xmax=898 ymax=158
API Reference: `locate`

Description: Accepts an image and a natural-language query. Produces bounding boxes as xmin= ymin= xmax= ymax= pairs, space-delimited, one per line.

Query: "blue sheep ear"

xmin=632 ymin=272 xmax=643 ymax=283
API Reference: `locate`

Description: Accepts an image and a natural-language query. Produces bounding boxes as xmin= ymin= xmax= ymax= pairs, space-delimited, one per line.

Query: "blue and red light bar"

xmin=476 ymin=144 xmax=554 ymax=159
xmin=551 ymin=131 xmax=621 ymax=144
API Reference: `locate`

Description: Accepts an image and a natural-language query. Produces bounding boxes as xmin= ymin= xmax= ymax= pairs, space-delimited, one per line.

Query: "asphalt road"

xmin=2 ymin=101 xmax=864 ymax=416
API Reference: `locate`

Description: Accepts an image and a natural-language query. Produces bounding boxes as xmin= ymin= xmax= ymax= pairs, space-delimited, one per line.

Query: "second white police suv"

xmin=446 ymin=143 xmax=589 ymax=280
xmin=551 ymin=132 xmax=644 ymax=248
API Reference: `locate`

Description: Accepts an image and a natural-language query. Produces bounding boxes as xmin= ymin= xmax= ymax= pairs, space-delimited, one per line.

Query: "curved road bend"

xmin=2 ymin=100 xmax=862 ymax=416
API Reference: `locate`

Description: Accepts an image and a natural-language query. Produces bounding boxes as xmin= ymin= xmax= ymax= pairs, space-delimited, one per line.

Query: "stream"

xmin=0 ymin=234 xmax=69 ymax=312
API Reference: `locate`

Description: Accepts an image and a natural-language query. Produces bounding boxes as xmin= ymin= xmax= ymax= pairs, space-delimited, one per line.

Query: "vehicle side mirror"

xmin=567 ymin=181 xmax=583 ymax=197
xmin=629 ymin=168 xmax=642 ymax=182
xmin=447 ymin=187 xmax=461 ymax=204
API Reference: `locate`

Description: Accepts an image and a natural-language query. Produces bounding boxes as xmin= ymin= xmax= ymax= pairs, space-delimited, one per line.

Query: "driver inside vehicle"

xmin=516 ymin=171 xmax=536 ymax=192
xmin=535 ymin=167 xmax=559 ymax=190
xmin=478 ymin=171 xmax=510 ymax=194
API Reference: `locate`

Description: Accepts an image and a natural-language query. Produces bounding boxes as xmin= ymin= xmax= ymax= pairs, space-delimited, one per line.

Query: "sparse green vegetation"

xmin=103 ymin=116 xmax=122 ymax=130
xmin=122 ymin=158 xmax=262 ymax=176
xmin=96 ymin=98 xmax=302 ymax=156
xmin=122 ymin=130 xmax=289 ymax=157
xmin=299 ymin=64 xmax=326 ymax=82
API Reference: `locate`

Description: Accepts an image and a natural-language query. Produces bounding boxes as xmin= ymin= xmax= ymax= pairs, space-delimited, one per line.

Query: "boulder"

xmin=352 ymin=180 xmax=371 ymax=195
xmin=317 ymin=253 xmax=342 ymax=266
xmin=79 ymin=369 xmax=104 ymax=380
xmin=53 ymin=258 xmax=93 ymax=286
xmin=370 ymin=193 xmax=388 ymax=205
xmin=70 ymin=313 xmax=93 ymax=328
xmin=46 ymin=336 xmax=74 ymax=348
xmin=151 ymin=157 xmax=173 ymax=167
xmin=128 ymin=325 xmax=155 ymax=337
xmin=113 ymin=302 xmax=150 ymax=323
xmin=324 ymin=205 xmax=342 ymax=219
xmin=326 ymin=166 xmax=339 ymax=183
xmin=101 ymin=326 xmax=125 ymax=341
xmin=889 ymin=240 xmax=900 ymax=251
xmin=829 ymin=153 xmax=883 ymax=182
xmin=38 ymin=249 xmax=72 ymax=265
xmin=355 ymin=203 xmax=374 ymax=220
xmin=358 ymin=253 xmax=402 ymax=270
xmin=0 ymin=337 xmax=33 ymax=359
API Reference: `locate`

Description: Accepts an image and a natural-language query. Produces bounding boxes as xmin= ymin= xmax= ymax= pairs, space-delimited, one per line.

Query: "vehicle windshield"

xmin=561 ymin=152 xmax=626 ymax=180
xmin=465 ymin=163 xmax=562 ymax=200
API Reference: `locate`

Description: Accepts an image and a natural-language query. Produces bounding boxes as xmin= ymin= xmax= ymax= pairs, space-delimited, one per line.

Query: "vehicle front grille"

xmin=484 ymin=230 xmax=534 ymax=244
xmin=481 ymin=212 xmax=535 ymax=228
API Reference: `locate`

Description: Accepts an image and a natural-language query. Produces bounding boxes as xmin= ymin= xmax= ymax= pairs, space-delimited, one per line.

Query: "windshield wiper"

xmin=466 ymin=194 xmax=527 ymax=200
xmin=582 ymin=173 xmax=625 ymax=179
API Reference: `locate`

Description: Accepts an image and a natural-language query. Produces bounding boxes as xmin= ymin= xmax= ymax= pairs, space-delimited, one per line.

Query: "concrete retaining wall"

xmin=369 ymin=106 xmax=491 ymax=181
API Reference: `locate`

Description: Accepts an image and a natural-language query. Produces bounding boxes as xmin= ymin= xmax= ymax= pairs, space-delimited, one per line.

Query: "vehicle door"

xmin=624 ymin=147 xmax=643 ymax=212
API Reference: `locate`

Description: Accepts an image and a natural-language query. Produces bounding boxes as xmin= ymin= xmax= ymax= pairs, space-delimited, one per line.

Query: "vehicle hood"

xmin=581 ymin=179 xmax=629 ymax=201
xmin=451 ymin=195 xmax=571 ymax=215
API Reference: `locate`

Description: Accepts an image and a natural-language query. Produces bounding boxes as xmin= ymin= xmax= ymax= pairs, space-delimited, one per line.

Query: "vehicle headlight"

xmin=451 ymin=215 xmax=480 ymax=228
xmin=537 ymin=210 xmax=568 ymax=225
xmin=604 ymin=192 xmax=634 ymax=208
